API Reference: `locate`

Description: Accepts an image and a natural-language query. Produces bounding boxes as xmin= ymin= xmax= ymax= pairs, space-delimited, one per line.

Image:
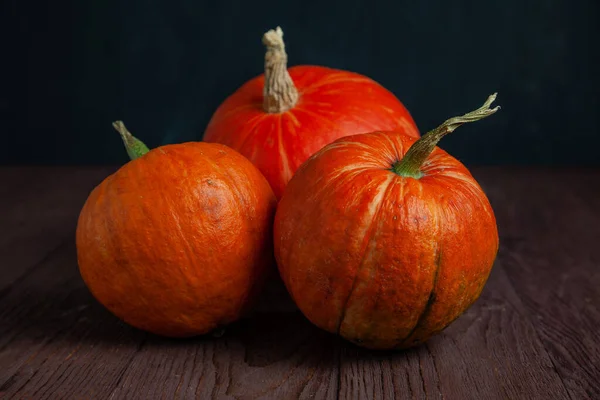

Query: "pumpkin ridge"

xmin=336 ymin=175 xmax=396 ymax=335
xmin=276 ymin=114 xmax=293 ymax=187
xmin=344 ymin=112 xmax=391 ymax=135
xmin=291 ymin=106 xmax=340 ymax=131
xmin=282 ymin=167 xmax=372 ymax=286
xmin=304 ymin=165 xmax=370 ymax=206
xmin=233 ymin=113 xmax=270 ymax=153
xmin=399 ymin=244 xmax=443 ymax=347
xmin=300 ymin=76 xmax=375 ymax=95
xmin=440 ymin=172 xmax=495 ymax=222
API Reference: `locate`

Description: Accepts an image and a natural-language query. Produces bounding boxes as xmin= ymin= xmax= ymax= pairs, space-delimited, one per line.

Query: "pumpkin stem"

xmin=112 ymin=121 xmax=150 ymax=161
xmin=262 ymin=26 xmax=299 ymax=113
xmin=392 ymin=93 xmax=500 ymax=178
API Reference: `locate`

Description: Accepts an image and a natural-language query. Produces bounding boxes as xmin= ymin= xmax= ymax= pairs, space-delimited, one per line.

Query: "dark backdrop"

xmin=2 ymin=0 xmax=599 ymax=165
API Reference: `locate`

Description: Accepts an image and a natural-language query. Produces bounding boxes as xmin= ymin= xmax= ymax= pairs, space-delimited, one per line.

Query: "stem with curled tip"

xmin=392 ymin=93 xmax=500 ymax=178
xmin=113 ymin=121 xmax=150 ymax=161
xmin=262 ymin=26 xmax=299 ymax=113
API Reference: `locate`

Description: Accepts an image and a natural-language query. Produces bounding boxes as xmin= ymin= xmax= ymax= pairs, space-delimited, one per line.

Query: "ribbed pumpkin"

xmin=274 ymin=95 xmax=500 ymax=349
xmin=204 ymin=27 xmax=419 ymax=199
xmin=76 ymin=122 xmax=277 ymax=337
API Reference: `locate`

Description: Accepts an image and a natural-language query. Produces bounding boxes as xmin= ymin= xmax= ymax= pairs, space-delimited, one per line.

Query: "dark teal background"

xmin=2 ymin=0 xmax=599 ymax=165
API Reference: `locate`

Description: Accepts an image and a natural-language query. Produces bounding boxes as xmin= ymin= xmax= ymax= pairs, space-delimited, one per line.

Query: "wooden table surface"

xmin=0 ymin=166 xmax=598 ymax=400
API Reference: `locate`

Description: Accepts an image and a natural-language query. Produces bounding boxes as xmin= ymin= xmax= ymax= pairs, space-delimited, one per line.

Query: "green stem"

xmin=392 ymin=93 xmax=500 ymax=178
xmin=113 ymin=121 xmax=150 ymax=161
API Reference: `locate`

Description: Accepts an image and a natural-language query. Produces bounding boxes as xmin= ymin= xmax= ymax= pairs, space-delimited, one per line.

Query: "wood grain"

xmin=0 ymin=242 xmax=339 ymax=399
xmin=0 ymin=167 xmax=598 ymax=399
xmin=479 ymin=167 xmax=600 ymax=399
xmin=106 ymin=312 xmax=340 ymax=400
xmin=0 ymin=241 xmax=146 ymax=399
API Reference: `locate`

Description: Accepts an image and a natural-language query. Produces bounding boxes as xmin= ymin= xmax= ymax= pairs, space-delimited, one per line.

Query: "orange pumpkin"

xmin=76 ymin=122 xmax=277 ymax=337
xmin=204 ymin=27 xmax=419 ymax=199
xmin=274 ymin=95 xmax=501 ymax=349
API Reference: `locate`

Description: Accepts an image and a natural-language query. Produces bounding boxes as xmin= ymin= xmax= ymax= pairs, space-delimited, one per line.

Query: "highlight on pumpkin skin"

xmin=112 ymin=121 xmax=150 ymax=161
xmin=262 ymin=26 xmax=299 ymax=113
xmin=392 ymin=93 xmax=500 ymax=178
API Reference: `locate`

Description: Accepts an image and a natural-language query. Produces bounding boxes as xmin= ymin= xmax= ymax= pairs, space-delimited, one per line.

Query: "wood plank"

xmin=0 ymin=167 xmax=116 ymax=292
xmin=0 ymin=240 xmax=146 ymax=399
xmin=0 ymin=238 xmax=339 ymax=399
xmin=104 ymin=278 xmax=335 ymax=399
xmin=479 ymin=167 xmax=600 ymax=399
xmin=106 ymin=312 xmax=339 ymax=400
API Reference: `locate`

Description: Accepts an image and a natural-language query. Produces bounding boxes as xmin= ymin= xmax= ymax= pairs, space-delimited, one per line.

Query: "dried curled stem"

xmin=262 ymin=27 xmax=299 ymax=113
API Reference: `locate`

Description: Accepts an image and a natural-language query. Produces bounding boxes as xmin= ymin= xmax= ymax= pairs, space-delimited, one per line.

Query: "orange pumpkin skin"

xmin=204 ymin=66 xmax=419 ymax=199
xmin=76 ymin=142 xmax=277 ymax=337
xmin=274 ymin=131 xmax=499 ymax=349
